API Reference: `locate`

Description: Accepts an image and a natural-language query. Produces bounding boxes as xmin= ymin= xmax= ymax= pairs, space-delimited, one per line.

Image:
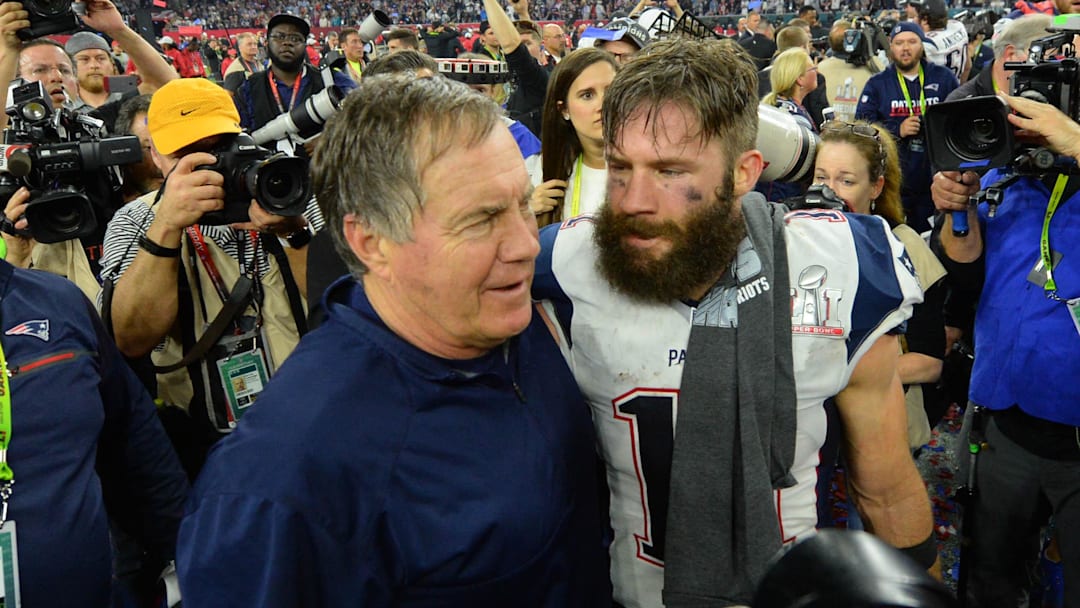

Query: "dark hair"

xmin=340 ymin=28 xmax=360 ymax=42
xmin=386 ymin=27 xmax=420 ymax=48
xmin=604 ymin=38 xmax=758 ymax=175
xmin=538 ymin=47 xmax=619 ymax=227
xmin=115 ymin=93 xmax=153 ymax=136
xmin=363 ymin=49 xmax=438 ymax=78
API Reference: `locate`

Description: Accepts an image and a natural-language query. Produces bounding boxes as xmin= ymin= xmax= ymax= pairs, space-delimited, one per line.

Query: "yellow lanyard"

xmin=1041 ymin=174 xmax=1069 ymax=298
xmin=0 ymin=337 xmax=13 ymax=526
xmin=896 ymin=64 xmax=926 ymax=117
xmin=570 ymin=155 xmax=584 ymax=217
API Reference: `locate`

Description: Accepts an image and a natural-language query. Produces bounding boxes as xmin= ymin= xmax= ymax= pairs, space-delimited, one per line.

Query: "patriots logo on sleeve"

xmin=898 ymin=250 xmax=917 ymax=278
xmin=5 ymin=319 xmax=50 ymax=342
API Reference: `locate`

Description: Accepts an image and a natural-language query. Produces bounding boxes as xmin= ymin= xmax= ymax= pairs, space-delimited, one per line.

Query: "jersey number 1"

xmin=613 ymin=389 xmax=677 ymax=567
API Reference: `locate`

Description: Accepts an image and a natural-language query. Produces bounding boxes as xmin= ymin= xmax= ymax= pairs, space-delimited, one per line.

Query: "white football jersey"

xmin=925 ymin=20 xmax=969 ymax=81
xmin=534 ymin=208 xmax=923 ymax=608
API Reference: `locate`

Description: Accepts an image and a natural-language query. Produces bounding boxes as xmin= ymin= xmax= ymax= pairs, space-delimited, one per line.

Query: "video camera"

xmin=0 ymin=79 xmax=141 ymax=243
xmin=1 ymin=0 xmax=82 ymax=41
xmin=839 ymin=17 xmax=890 ymax=70
xmin=925 ymin=14 xmax=1080 ymax=176
xmin=196 ymin=132 xmax=311 ymax=225
xmin=925 ymin=14 xmax=1080 ymax=235
xmin=953 ymin=9 xmax=997 ymax=42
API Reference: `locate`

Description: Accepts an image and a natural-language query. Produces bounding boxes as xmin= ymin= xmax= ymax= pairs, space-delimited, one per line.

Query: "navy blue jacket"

xmin=178 ymin=278 xmax=610 ymax=606
xmin=0 ymin=260 xmax=188 ymax=606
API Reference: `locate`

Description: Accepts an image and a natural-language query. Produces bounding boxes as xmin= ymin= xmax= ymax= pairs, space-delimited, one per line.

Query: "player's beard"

xmin=80 ymin=73 xmax=105 ymax=95
xmin=593 ymin=175 xmax=746 ymax=303
xmin=268 ymin=45 xmax=304 ymax=73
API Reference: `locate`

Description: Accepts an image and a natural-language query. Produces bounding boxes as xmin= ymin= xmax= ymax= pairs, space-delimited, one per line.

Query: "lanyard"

xmin=570 ymin=155 xmax=584 ymax=217
xmin=0 ymin=337 xmax=13 ymax=527
xmin=186 ymin=227 xmax=259 ymax=302
xmin=268 ymin=66 xmax=305 ymax=114
xmin=347 ymin=60 xmax=363 ymax=81
xmin=896 ymin=64 xmax=926 ymax=117
xmin=1041 ymin=173 xmax=1069 ymax=299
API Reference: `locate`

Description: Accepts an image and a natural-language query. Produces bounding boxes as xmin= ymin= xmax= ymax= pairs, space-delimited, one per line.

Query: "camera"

xmin=781 ymin=183 xmax=849 ymax=212
xmin=839 ymin=17 xmax=889 ymax=70
xmin=196 ymin=132 xmax=311 ymax=226
xmin=0 ymin=79 xmax=141 ymax=243
xmin=954 ymin=9 xmax=997 ymax=42
xmin=757 ymin=103 xmax=818 ymax=184
xmin=925 ymin=15 xmax=1080 ymax=176
xmin=250 ymin=85 xmax=345 ymax=148
xmin=3 ymin=0 xmax=82 ymax=41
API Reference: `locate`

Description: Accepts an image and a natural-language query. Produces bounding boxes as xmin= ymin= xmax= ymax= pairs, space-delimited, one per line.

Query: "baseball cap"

xmin=890 ymin=21 xmax=932 ymax=43
xmin=158 ymin=35 xmax=174 ymax=46
xmin=909 ymin=0 xmax=947 ymax=20
xmin=65 ymin=31 xmax=110 ymax=56
xmin=267 ymin=14 xmax=311 ymax=39
xmin=582 ymin=18 xmax=651 ymax=50
xmin=148 ymin=79 xmax=241 ymax=155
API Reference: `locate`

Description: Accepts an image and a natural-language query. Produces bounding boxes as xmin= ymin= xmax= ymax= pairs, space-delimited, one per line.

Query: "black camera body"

xmin=0 ymin=79 xmax=141 ymax=244
xmin=196 ymin=133 xmax=311 ymax=226
xmin=925 ymin=17 xmax=1080 ymax=176
xmin=839 ymin=17 xmax=889 ymax=70
xmin=2 ymin=0 xmax=82 ymax=41
xmin=782 ymin=184 xmax=849 ymax=212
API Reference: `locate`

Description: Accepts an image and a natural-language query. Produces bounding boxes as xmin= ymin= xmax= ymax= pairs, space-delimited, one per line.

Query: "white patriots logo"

xmin=5 ymin=319 xmax=49 ymax=341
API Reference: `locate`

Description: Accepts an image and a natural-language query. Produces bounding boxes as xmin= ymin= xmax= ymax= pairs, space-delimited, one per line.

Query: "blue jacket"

xmin=855 ymin=61 xmax=959 ymax=204
xmin=0 ymin=260 xmax=188 ymax=607
xmin=178 ymin=278 xmax=610 ymax=606
xmin=970 ymin=172 xmax=1080 ymax=425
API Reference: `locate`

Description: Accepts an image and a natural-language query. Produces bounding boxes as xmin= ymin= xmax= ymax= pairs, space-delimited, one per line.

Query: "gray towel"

xmin=663 ymin=194 xmax=798 ymax=607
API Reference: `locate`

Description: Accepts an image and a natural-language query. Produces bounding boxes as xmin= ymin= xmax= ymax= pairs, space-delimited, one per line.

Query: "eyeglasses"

xmin=821 ymin=120 xmax=887 ymax=173
xmin=269 ymin=33 xmax=306 ymax=45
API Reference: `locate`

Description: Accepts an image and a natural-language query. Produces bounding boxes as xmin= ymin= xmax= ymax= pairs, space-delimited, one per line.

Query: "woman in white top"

xmin=531 ymin=48 xmax=619 ymax=227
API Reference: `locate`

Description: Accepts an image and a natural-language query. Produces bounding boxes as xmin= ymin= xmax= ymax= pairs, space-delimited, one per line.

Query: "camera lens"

xmin=947 ymin=114 xmax=1005 ymax=160
xmin=248 ymin=156 xmax=310 ymax=216
xmin=28 ymin=0 xmax=74 ymax=17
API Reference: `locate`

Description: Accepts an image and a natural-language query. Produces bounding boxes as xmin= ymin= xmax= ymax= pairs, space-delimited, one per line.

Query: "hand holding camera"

xmin=0 ymin=3 xmax=29 ymax=53
xmin=1 ymin=185 xmax=34 ymax=267
xmin=1002 ymin=92 xmax=1080 ymax=163
xmin=156 ymin=153 xmax=226 ymax=234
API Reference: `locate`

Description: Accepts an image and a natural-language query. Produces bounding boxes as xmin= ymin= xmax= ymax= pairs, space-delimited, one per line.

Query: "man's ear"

xmin=731 ymin=149 xmax=765 ymax=197
xmin=343 ymin=214 xmax=393 ymax=279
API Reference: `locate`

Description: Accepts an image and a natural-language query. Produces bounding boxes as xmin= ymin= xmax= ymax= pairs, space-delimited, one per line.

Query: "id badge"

xmin=909 ymin=138 xmax=925 ymax=153
xmin=1067 ymin=298 xmax=1080 ymax=339
xmin=217 ymin=347 xmax=270 ymax=426
xmin=0 ymin=521 xmax=22 ymax=607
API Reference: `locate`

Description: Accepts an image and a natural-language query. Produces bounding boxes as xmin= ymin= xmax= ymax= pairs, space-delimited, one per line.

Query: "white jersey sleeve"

xmin=533 ymin=210 xmax=922 ymax=608
xmin=925 ymin=20 xmax=969 ymax=81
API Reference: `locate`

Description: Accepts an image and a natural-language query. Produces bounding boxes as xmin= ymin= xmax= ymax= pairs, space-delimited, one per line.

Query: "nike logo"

xmin=179 ymin=108 xmax=196 ymax=116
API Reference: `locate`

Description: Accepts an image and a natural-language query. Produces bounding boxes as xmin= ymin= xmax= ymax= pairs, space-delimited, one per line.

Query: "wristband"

xmin=138 ymin=234 xmax=181 ymax=258
xmin=899 ymin=533 xmax=938 ymax=570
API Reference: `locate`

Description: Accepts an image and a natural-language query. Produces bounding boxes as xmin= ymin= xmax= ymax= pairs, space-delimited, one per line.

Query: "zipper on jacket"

xmin=8 ymin=350 xmax=93 ymax=378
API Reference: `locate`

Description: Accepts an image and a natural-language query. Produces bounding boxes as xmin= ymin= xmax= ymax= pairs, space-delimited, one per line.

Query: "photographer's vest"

xmin=892 ymin=223 xmax=947 ymax=449
xmin=30 ymin=240 xmax=100 ymax=302
xmin=140 ymin=199 xmax=305 ymax=417
xmin=246 ymin=66 xmax=329 ymax=134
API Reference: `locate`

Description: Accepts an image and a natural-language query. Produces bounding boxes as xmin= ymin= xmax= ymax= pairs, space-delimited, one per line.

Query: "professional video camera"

xmin=954 ymin=9 xmax=997 ymax=42
xmin=925 ymin=14 xmax=1080 ymax=176
xmin=1 ymin=0 xmax=82 ymax=41
xmin=925 ymin=14 xmax=1080 ymax=235
xmin=838 ymin=17 xmax=890 ymax=70
xmin=196 ymin=133 xmax=311 ymax=225
xmin=0 ymin=79 xmax=141 ymax=243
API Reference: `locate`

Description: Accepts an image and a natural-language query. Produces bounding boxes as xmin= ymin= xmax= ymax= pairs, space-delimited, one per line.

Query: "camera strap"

xmin=260 ymin=233 xmax=308 ymax=337
xmin=1040 ymin=173 xmax=1070 ymax=299
xmin=269 ymin=66 xmax=306 ymax=114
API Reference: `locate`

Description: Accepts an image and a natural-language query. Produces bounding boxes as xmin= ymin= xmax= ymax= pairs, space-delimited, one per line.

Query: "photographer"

xmin=931 ymin=93 xmax=1080 ymax=607
xmin=233 ymin=15 xmax=355 ymax=158
xmin=100 ymin=78 xmax=313 ymax=478
xmin=0 ymin=0 xmax=176 ymax=300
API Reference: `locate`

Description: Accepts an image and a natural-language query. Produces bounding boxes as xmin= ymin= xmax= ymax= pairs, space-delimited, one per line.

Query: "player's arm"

xmin=834 ymin=332 xmax=940 ymax=579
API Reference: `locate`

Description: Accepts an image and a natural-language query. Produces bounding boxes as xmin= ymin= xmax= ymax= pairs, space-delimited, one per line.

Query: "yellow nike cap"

xmin=148 ymin=78 xmax=242 ymax=155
